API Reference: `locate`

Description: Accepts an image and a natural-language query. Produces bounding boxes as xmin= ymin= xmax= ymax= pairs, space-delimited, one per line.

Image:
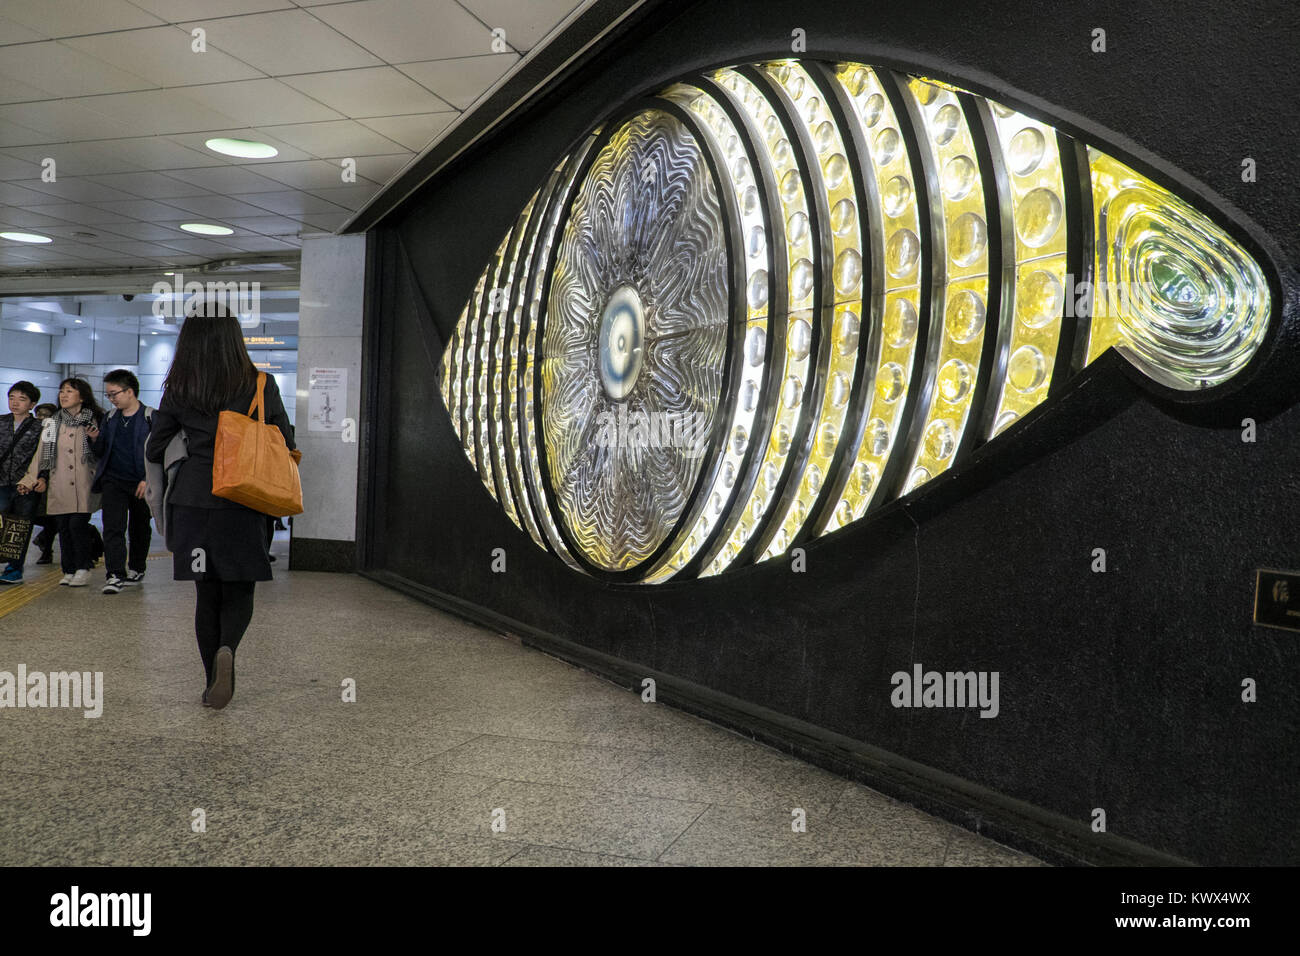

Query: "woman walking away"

xmin=18 ymin=379 xmax=104 ymax=587
xmin=146 ymin=307 xmax=296 ymax=709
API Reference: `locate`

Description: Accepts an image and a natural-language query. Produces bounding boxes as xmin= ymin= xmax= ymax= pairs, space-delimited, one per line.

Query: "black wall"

xmin=360 ymin=0 xmax=1300 ymax=865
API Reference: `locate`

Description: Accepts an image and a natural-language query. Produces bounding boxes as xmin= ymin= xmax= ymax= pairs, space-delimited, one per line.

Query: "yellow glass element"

xmin=700 ymin=66 xmax=817 ymax=578
xmin=643 ymin=85 xmax=769 ymax=582
xmin=1086 ymin=149 xmax=1270 ymax=388
xmin=814 ymin=63 xmax=925 ymax=533
xmin=519 ymin=147 xmax=598 ymax=572
xmin=980 ymin=102 xmax=1068 ymax=437
xmin=895 ymin=78 xmax=989 ymax=495
xmin=755 ymin=60 xmax=865 ymax=560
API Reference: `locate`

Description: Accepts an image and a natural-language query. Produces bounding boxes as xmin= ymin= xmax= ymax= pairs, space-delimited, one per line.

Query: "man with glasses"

xmin=88 ymin=370 xmax=153 ymax=594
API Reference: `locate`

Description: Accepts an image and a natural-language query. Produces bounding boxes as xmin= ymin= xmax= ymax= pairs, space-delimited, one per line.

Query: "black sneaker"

xmin=123 ymin=570 xmax=145 ymax=587
xmin=102 ymin=575 xmax=123 ymax=595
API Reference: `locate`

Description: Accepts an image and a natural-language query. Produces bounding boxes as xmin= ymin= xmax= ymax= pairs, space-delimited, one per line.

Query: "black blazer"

xmin=146 ymin=375 xmax=296 ymax=510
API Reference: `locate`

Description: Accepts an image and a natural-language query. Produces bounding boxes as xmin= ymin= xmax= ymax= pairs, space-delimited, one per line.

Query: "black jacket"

xmin=146 ymin=375 xmax=296 ymax=510
xmin=0 ymin=413 xmax=42 ymax=486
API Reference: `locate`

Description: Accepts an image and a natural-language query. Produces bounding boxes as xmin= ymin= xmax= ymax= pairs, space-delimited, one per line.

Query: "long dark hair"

xmin=59 ymin=378 xmax=104 ymax=422
xmin=163 ymin=307 xmax=258 ymax=414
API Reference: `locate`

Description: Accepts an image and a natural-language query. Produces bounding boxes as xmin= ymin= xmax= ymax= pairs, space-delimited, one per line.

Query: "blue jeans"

xmin=0 ymin=483 xmax=38 ymax=573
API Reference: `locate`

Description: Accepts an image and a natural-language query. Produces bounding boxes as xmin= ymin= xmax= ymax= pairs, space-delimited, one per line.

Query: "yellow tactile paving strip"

xmin=0 ymin=551 xmax=172 ymax=621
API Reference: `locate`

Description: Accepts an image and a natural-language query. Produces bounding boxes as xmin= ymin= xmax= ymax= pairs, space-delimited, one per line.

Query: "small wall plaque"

xmin=1254 ymin=569 xmax=1300 ymax=632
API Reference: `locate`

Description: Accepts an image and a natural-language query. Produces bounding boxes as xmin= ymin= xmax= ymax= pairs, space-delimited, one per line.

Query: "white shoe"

xmin=59 ymin=573 xmax=74 ymax=586
xmin=69 ymin=569 xmax=90 ymax=587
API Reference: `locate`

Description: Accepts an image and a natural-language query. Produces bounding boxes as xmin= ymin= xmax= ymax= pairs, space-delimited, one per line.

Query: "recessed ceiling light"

xmin=1 ymin=231 xmax=52 ymax=243
xmin=164 ymin=271 xmax=175 ymax=276
xmin=181 ymin=223 xmax=234 ymax=236
xmin=75 ymin=319 xmax=82 ymax=323
xmin=205 ymin=137 xmax=278 ymax=159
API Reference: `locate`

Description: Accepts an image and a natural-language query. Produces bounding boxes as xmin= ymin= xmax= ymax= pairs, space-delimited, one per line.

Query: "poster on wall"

xmin=308 ymin=367 xmax=347 ymax=432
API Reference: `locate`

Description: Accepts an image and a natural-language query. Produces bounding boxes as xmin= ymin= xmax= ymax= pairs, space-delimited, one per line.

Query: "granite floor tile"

xmin=500 ymin=845 xmax=674 ymax=866
xmin=436 ymin=779 xmax=707 ymax=859
xmin=943 ymin=826 xmax=1046 ymax=866
xmin=422 ymin=734 xmax=653 ymax=789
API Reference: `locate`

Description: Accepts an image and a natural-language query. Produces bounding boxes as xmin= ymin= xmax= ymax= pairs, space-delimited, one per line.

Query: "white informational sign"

xmin=308 ymin=367 xmax=347 ymax=432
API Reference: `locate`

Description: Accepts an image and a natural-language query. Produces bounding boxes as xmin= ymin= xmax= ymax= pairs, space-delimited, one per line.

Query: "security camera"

xmin=122 ymin=294 xmax=135 ymax=302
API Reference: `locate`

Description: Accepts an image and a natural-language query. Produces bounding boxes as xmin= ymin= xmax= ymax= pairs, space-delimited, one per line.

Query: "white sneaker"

xmin=69 ymin=569 xmax=90 ymax=587
xmin=59 ymin=573 xmax=74 ymax=586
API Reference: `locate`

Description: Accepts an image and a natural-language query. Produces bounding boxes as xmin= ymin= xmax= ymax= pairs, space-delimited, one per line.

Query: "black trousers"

xmin=194 ymin=581 xmax=255 ymax=686
xmin=51 ymin=513 xmax=92 ymax=574
xmin=100 ymin=477 xmax=152 ymax=577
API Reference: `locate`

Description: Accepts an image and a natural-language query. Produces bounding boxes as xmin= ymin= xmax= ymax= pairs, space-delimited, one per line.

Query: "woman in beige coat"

xmin=17 ymin=378 xmax=103 ymax=587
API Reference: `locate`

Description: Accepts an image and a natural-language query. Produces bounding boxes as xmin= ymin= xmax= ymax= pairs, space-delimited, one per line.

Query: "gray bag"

xmin=143 ymin=429 xmax=188 ymax=551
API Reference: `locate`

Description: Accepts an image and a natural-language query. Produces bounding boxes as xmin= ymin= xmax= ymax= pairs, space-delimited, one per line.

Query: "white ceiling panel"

xmin=161 ymin=165 xmax=288 ymax=195
xmin=150 ymin=235 xmax=244 ymax=254
xmin=305 ymin=184 xmax=382 ymax=211
xmin=179 ymin=78 xmax=345 ymax=127
xmin=1 ymin=142 xmax=147 ymax=177
xmin=93 ymin=199 xmax=197 ymax=220
xmin=0 ymin=101 xmax=130 ymax=142
xmin=129 ymin=1 xmax=297 ymax=20
xmin=30 ymin=203 xmax=136 ymax=225
xmin=308 ymin=0 xmax=494 ymax=64
xmin=0 ymin=205 xmax=75 ymax=228
xmin=0 ymin=153 xmax=41 ymax=179
xmin=0 ymin=41 xmax=154 ymax=98
xmin=188 ymin=9 xmax=384 ymax=76
xmin=280 ymin=67 xmax=454 ymax=119
xmin=222 ymin=215 xmax=303 ymax=235
xmin=298 ymin=211 xmax=351 ymax=231
xmin=17 ymin=178 xmax=142 ymax=204
xmin=230 ymin=190 xmax=347 ymax=216
xmin=251 ymin=119 xmax=409 ymax=158
xmin=158 ymin=194 xmax=283 ymax=219
xmin=79 ymin=89 xmax=244 ymax=135
xmin=0 ymin=0 xmax=595 ymax=274
xmin=165 ymin=128 xmax=314 ymax=164
xmin=93 ymin=137 xmax=227 ymax=171
xmin=458 ymin=0 xmax=583 ymax=52
xmin=88 ymin=221 xmax=189 ymax=241
xmin=326 ymin=152 xmax=412 ymax=185
xmin=82 ymin=171 xmax=213 ymax=199
xmin=397 ymin=53 xmax=517 ymax=110
xmin=0 ymin=117 xmax=45 ymax=149
xmin=0 ymin=181 xmax=66 ymax=206
xmin=0 ymin=74 xmax=58 ymax=105
xmin=357 ymin=112 xmax=457 ymax=151
xmin=17 ymin=222 xmax=136 ymax=241
xmin=0 ymin=1 xmax=163 ymax=38
xmin=63 ymin=26 xmax=265 ymax=87
xmin=241 ymin=158 xmax=373 ymax=190
xmin=0 ymin=16 xmax=48 ymax=45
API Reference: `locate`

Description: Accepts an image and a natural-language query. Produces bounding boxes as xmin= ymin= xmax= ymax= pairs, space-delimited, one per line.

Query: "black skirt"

xmin=168 ymin=503 xmax=272 ymax=582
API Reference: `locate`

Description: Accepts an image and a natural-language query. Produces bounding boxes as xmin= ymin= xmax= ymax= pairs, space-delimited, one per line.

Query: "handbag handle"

xmin=245 ymin=372 xmax=267 ymax=423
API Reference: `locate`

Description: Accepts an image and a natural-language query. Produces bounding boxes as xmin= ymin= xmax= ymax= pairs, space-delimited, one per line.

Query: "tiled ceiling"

xmin=0 ymin=0 xmax=591 ymax=278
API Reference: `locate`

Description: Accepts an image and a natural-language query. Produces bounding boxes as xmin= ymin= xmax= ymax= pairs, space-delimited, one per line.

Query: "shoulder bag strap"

xmin=245 ymin=372 xmax=267 ymax=423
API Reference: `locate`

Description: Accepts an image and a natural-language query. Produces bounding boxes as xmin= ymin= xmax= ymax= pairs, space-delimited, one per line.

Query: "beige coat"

xmin=19 ymin=418 xmax=100 ymax=515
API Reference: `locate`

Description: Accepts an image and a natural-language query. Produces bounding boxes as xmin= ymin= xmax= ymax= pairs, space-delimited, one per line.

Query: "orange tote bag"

xmin=212 ymin=372 xmax=303 ymax=516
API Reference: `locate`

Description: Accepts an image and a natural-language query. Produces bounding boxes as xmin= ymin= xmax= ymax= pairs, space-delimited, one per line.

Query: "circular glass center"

xmin=598 ymin=285 xmax=646 ymax=400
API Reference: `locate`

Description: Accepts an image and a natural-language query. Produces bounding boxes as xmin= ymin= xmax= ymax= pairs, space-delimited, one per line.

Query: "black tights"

xmin=194 ymin=581 xmax=256 ymax=686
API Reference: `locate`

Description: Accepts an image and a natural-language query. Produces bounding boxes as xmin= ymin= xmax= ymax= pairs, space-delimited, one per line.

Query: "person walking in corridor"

xmin=0 ymin=382 xmax=43 ymax=585
xmin=89 ymin=370 xmax=154 ymax=594
xmin=145 ymin=307 xmax=296 ymax=710
xmin=18 ymin=379 xmax=104 ymax=587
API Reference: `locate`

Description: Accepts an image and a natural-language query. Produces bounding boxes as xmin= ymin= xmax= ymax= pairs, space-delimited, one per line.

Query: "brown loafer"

xmin=208 ymin=647 xmax=234 ymax=710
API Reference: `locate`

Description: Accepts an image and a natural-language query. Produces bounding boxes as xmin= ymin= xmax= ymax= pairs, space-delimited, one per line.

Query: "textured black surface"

xmin=365 ymin=0 xmax=1300 ymax=865
xmin=289 ymin=537 xmax=356 ymax=573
